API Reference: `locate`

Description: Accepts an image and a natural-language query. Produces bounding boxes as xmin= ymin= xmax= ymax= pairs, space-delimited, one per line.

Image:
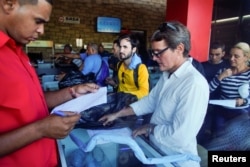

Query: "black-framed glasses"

xmin=158 ymin=22 xmax=177 ymax=32
xmin=148 ymin=47 xmax=169 ymax=58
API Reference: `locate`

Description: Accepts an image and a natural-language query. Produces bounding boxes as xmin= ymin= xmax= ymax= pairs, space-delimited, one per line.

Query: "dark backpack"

xmin=117 ymin=62 xmax=150 ymax=89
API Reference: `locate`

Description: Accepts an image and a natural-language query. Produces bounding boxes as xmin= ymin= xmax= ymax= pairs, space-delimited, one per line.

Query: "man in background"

xmin=202 ymin=41 xmax=230 ymax=98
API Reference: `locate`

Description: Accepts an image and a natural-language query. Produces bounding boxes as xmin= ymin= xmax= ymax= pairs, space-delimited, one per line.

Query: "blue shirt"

xmin=81 ymin=54 xmax=102 ymax=75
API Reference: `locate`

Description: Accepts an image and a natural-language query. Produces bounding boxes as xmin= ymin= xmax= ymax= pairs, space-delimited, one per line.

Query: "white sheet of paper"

xmin=51 ymin=87 xmax=107 ymax=113
xmin=209 ymin=99 xmax=236 ymax=108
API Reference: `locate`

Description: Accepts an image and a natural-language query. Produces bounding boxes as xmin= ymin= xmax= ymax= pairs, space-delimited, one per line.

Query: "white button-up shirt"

xmin=131 ymin=60 xmax=209 ymax=167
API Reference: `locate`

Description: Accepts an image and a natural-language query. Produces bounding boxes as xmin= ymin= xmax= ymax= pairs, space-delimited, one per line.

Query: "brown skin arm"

xmin=55 ymin=53 xmax=80 ymax=59
xmin=0 ymin=83 xmax=99 ymax=157
xmin=99 ymin=106 xmax=135 ymax=126
xmin=45 ymin=83 xmax=99 ymax=109
xmin=0 ymin=111 xmax=80 ymax=157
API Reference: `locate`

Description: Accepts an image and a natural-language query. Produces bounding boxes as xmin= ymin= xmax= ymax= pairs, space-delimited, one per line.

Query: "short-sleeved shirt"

xmin=81 ymin=54 xmax=102 ymax=75
xmin=0 ymin=32 xmax=58 ymax=166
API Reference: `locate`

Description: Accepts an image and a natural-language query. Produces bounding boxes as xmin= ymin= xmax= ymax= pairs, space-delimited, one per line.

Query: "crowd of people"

xmin=0 ymin=0 xmax=249 ymax=167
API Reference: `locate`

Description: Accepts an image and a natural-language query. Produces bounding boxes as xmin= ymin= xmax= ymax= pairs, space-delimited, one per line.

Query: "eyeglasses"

xmin=148 ymin=47 xmax=169 ymax=58
xmin=158 ymin=22 xmax=177 ymax=32
xmin=122 ymin=72 xmax=125 ymax=84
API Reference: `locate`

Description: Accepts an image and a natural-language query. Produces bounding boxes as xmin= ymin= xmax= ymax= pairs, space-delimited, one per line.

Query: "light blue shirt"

xmin=131 ymin=60 xmax=209 ymax=167
xmin=81 ymin=54 xmax=102 ymax=75
xmin=128 ymin=53 xmax=142 ymax=70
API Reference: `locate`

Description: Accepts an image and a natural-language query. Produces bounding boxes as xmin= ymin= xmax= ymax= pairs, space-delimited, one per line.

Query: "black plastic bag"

xmin=75 ymin=92 xmax=138 ymax=129
xmin=58 ymin=70 xmax=96 ymax=89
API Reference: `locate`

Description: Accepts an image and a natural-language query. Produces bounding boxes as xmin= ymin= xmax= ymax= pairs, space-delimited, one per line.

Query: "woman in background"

xmin=209 ymin=42 xmax=250 ymax=135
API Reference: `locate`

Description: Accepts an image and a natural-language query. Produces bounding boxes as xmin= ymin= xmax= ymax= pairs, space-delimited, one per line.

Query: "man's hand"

xmin=72 ymin=83 xmax=99 ymax=98
xmin=105 ymin=77 xmax=116 ymax=86
xmin=98 ymin=113 xmax=118 ymax=126
xmin=38 ymin=111 xmax=81 ymax=139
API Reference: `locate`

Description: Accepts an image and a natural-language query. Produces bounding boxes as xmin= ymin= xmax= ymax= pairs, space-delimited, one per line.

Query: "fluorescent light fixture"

xmin=212 ymin=14 xmax=250 ymax=24
xmin=215 ymin=17 xmax=239 ymax=23
xmin=243 ymin=15 xmax=250 ymax=19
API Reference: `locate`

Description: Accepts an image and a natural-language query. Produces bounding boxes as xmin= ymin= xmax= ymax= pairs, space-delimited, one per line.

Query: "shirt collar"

xmin=128 ymin=53 xmax=142 ymax=70
xmin=0 ymin=31 xmax=23 ymax=51
xmin=163 ymin=60 xmax=191 ymax=79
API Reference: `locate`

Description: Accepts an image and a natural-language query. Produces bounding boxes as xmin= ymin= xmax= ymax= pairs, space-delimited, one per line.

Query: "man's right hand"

xmin=38 ymin=111 xmax=80 ymax=139
xmin=105 ymin=77 xmax=116 ymax=86
xmin=98 ymin=113 xmax=118 ymax=126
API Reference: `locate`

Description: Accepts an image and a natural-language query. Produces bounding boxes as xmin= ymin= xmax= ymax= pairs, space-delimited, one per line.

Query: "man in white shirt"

xmin=99 ymin=21 xmax=209 ymax=167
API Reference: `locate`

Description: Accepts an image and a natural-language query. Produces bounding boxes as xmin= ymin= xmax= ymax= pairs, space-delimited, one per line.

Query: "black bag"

xmin=58 ymin=70 xmax=96 ymax=89
xmin=75 ymin=92 xmax=138 ymax=129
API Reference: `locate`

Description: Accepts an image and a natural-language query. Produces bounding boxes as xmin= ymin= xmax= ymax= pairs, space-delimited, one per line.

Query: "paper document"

xmin=51 ymin=87 xmax=107 ymax=113
xmin=209 ymin=99 xmax=236 ymax=108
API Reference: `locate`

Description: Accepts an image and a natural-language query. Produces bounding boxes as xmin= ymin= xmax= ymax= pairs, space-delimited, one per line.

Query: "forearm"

xmin=63 ymin=53 xmax=80 ymax=59
xmin=44 ymin=87 xmax=74 ymax=109
xmin=44 ymin=83 xmax=99 ymax=109
xmin=209 ymin=77 xmax=220 ymax=92
xmin=0 ymin=121 xmax=42 ymax=157
xmin=115 ymin=106 xmax=135 ymax=118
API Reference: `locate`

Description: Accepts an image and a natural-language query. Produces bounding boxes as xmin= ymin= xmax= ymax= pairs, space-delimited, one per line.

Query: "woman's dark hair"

xmin=151 ymin=21 xmax=191 ymax=57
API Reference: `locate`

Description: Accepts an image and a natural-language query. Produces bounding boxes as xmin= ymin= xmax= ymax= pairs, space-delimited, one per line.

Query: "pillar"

xmin=166 ymin=0 xmax=214 ymax=62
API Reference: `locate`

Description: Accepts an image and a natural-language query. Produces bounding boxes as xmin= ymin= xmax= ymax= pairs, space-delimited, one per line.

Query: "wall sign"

xmin=58 ymin=16 xmax=80 ymax=24
xmin=97 ymin=17 xmax=121 ymax=33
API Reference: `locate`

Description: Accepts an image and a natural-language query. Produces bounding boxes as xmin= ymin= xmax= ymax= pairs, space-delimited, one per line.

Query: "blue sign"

xmin=97 ymin=17 xmax=121 ymax=33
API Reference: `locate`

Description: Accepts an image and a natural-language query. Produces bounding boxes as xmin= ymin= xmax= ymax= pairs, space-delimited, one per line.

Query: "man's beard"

xmin=120 ymin=52 xmax=134 ymax=61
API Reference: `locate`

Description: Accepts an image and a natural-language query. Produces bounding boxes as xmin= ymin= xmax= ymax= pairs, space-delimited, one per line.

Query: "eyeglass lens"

xmin=149 ymin=47 xmax=169 ymax=58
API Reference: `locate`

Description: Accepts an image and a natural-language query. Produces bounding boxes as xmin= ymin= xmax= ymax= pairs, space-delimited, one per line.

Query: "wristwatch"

xmin=147 ymin=124 xmax=155 ymax=136
xmin=242 ymin=98 xmax=248 ymax=106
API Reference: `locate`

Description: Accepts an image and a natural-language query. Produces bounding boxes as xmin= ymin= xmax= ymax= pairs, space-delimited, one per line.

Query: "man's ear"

xmin=222 ymin=51 xmax=225 ymax=57
xmin=132 ymin=47 xmax=137 ymax=54
xmin=2 ymin=0 xmax=17 ymax=13
xmin=176 ymin=43 xmax=185 ymax=54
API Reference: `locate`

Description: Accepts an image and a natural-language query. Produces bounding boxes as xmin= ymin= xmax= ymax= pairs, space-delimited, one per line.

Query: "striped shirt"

xmin=209 ymin=68 xmax=250 ymax=99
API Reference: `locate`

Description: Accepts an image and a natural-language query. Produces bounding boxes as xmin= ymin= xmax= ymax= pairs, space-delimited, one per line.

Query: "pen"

xmin=53 ymin=110 xmax=66 ymax=117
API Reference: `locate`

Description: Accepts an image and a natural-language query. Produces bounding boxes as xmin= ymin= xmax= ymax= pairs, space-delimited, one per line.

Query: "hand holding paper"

xmin=51 ymin=87 xmax=107 ymax=113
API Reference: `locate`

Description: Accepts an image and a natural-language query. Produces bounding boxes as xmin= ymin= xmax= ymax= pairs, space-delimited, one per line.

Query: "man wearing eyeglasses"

xmin=100 ymin=21 xmax=209 ymax=167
